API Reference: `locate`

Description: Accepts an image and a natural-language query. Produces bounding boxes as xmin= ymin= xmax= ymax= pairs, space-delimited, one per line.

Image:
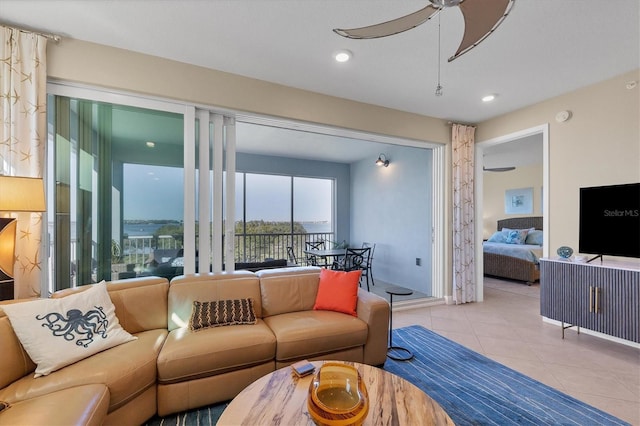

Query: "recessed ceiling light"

xmin=482 ymin=94 xmax=496 ymax=102
xmin=334 ymin=49 xmax=353 ymax=63
xmin=146 ymin=141 xmax=155 ymax=148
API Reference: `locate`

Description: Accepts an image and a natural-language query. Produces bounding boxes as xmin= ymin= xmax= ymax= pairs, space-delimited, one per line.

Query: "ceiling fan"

xmin=483 ymin=166 xmax=516 ymax=172
xmin=333 ymin=0 xmax=515 ymax=62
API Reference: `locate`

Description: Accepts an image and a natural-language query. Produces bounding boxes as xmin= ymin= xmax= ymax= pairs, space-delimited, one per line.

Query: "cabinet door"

xmin=539 ymin=260 xmax=560 ymax=320
xmin=540 ymin=261 xmax=591 ymax=327
xmin=596 ymin=268 xmax=639 ymax=342
xmin=558 ymin=263 xmax=592 ymax=328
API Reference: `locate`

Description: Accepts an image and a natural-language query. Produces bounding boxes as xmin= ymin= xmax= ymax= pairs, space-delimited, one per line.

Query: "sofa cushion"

xmin=257 ymin=267 xmax=321 ymax=317
xmin=1 ymin=281 xmax=137 ymax=377
xmin=313 ymin=268 xmax=360 ymax=316
xmin=157 ymin=321 xmax=276 ymax=384
xmin=51 ymin=276 xmax=170 ymax=334
xmin=0 ymin=384 xmax=109 ymax=426
xmin=189 ymin=298 xmax=257 ymax=331
xmin=104 ymin=277 xmax=169 ymax=334
xmin=0 ymin=328 xmax=166 ymax=413
xmin=168 ymin=272 xmax=261 ymax=331
xmin=263 ymin=310 xmax=367 ymax=362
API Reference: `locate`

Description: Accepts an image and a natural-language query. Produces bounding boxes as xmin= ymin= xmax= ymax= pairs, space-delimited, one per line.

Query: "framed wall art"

xmin=505 ymin=187 xmax=533 ymax=214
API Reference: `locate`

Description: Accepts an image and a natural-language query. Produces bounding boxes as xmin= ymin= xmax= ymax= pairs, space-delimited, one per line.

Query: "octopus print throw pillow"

xmin=1 ymin=281 xmax=136 ymax=377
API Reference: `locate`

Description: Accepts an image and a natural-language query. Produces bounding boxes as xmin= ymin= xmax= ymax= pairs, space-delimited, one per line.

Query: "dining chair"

xmin=361 ymin=242 xmax=376 ymax=288
xmin=339 ymin=247 xmax=371 ymax=291
xmin=330 ymin=247 xmax=349 ymax=271
xmin=305 ymin=241 xmax=326 ymax=267
xmin=286 ymin=246 xmax=298 ymax=266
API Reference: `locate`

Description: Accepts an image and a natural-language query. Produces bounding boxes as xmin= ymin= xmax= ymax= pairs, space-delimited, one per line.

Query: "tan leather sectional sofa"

xmin=0 ymin=266 xmax=389 ymax=425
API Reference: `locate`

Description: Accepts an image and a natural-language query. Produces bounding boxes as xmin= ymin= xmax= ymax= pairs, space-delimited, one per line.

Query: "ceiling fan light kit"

xmin=431 ymin=0 xmax=465 ymax=6
xmin=333 ymin=0 xmax=516 ymax=62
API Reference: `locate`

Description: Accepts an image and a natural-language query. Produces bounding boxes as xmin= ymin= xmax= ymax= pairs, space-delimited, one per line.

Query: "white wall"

xmin=350 ymin=146 xmax=433 ymax=294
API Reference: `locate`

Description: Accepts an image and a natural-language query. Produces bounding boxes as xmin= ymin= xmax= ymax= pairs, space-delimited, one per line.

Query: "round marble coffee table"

xmin=217 ymin=360 xmax=454 ymax=425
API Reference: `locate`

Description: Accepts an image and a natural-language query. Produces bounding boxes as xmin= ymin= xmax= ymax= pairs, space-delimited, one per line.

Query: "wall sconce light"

xmin=0 ymin=176 xmax=46 ymax=299
xmin=375 ymin=154 xmax=389 ymax=167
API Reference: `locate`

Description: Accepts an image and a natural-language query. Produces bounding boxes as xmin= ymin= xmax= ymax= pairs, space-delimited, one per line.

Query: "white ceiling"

xmin=235 ymin=122 xmax=398 ymax=164
xmin=483 ymin=133 xmax=542 ymax=169
xmin=1 ymin=0 xmax=637 ymax=164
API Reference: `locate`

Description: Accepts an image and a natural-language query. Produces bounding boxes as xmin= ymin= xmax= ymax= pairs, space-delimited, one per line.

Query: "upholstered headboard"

xmin=497 ymin=216 xmax=543 ymax=231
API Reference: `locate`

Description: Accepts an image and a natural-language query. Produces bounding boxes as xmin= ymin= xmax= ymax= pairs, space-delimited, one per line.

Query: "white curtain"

xmin=452 ymin=123 xmax=476 ymax=304
xmin=0 ymin=26 xmax=48 ymax=298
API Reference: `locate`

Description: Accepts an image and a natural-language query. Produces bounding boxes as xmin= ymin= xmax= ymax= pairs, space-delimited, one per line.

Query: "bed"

xmin=483 ymin=216 xmax=543 ymax=285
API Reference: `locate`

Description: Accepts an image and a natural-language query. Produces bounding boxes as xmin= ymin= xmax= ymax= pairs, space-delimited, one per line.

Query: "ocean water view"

xmin=124 ymin=223 xmax=167 ymax=236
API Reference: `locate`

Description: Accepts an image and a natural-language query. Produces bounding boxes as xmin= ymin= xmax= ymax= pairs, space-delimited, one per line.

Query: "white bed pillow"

xmin=1 ymin=281 xmax=136 ymax=377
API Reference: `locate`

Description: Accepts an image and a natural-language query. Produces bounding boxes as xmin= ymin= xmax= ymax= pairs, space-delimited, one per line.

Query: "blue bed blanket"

xmin=483 ymin=242 xmax=543 ymax=264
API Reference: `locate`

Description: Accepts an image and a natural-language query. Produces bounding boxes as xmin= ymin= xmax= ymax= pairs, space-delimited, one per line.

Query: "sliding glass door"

xmin=47 ymin=92 xmax=185 ymax=292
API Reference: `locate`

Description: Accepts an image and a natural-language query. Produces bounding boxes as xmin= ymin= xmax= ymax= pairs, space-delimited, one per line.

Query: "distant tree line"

xmin=151 ymin=220 xmax=307 ymax=237
xmin=143 ymin=220 xmax=310 ymax=262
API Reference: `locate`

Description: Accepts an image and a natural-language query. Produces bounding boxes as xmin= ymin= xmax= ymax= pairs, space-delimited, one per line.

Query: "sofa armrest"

xmin=0 ymin=384 xmax=109 ymax=426
xmin=356 ymin=289 xmax=389 ymax=366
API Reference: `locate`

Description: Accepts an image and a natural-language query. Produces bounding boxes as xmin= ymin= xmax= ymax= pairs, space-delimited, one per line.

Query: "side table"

xmin=385 ymin=286 xmax=414 ymax=361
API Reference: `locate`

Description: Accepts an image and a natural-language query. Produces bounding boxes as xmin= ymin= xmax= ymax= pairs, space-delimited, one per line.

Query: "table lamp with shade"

xmin=0 ymin=176 xmax=46 ymax=300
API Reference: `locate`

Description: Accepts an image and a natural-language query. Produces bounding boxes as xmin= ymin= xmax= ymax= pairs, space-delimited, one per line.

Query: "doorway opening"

xmin=475 ymin=124 xmax=550 ymax=301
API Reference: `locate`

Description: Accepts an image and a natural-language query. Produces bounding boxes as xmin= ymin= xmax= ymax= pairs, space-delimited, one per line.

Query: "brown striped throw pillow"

xmin=189 ymin=299 xmax=257 ymax=331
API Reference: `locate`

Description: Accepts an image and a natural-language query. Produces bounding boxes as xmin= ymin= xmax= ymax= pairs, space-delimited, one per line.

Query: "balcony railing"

xmin=119 ymin=232 xmax=335 ymax=268
xmin=57 ymin=231 xmax=335 ymax=291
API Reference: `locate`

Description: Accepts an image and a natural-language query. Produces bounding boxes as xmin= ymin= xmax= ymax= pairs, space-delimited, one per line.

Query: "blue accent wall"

xmin=349 ymin=146 xmax=433 ymax=295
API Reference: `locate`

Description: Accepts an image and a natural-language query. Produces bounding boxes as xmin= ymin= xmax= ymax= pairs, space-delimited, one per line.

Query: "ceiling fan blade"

xmin=448 ymin=0 xmax=515 ymax=62
xmin=334 ymin=5 xmax=439 ymax=39
xmin=483 ymin=166 xmax=516 ymax=172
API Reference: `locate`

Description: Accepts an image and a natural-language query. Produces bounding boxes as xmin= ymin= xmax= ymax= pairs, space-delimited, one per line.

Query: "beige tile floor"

xmin=373 ymin=277 xmax=640 ymax=425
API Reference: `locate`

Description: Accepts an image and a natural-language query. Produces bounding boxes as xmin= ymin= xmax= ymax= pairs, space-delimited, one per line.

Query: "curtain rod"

xmin=447 ymin=121 xmax=476 ymax=128
xmin=1 ymin=23 xmax=61 ymax=43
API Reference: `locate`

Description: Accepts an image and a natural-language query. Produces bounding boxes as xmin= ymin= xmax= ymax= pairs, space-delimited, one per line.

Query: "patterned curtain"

xmin=452 ymin=123 xmax=476 ymax=304
xmin=0 ymin=26 xmax=48 ymax=298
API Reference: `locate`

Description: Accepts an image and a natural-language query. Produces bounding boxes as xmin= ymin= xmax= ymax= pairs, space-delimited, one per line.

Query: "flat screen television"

xmin=579 ymin=182 xmax=640 ymax=260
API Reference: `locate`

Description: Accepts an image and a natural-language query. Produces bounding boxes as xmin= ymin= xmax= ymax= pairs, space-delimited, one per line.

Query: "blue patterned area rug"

xmin=146 ymin=404 xmax=227 ymax=426
xmin=385 ymin=325 xmax=628 ymax=426
xmin=146 ymin=325 xmax=628 ymax=426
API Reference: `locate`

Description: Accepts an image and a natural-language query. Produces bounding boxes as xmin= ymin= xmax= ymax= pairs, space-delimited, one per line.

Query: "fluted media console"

xmin=540 ymin=258 xmax=639 ymax=343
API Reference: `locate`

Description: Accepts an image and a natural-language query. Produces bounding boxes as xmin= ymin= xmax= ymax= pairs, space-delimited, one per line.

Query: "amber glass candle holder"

xmin=307 ymin=362 xmax=369 ymax=426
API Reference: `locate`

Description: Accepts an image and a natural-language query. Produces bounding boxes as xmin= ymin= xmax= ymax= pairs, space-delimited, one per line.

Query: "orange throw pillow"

xmin=313 ymin=268 xmax=361 ymax=317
